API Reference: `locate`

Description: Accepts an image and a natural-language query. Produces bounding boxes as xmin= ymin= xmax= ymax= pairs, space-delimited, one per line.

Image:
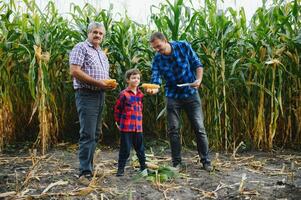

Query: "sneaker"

xmin=78 ymin=173 xmax=92 ymax=186
xmin=116 ymin=168 xmax=124 ymax=177
xmin=203 ymin=163 xmax=213 ymax=172
xmin=140 ymin=169 xmax=148 ymax=177
xmin=173 ymin=163 xmax=187 ymax=172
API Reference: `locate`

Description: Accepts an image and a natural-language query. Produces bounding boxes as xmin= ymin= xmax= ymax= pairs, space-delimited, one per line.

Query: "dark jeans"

xmin=166 ymin=92 xmax=210 ymax=166
xmin=118 ymin=132 xmax=146 ymax=171
xmin=75 ymin=89 xmax=104 ymax=175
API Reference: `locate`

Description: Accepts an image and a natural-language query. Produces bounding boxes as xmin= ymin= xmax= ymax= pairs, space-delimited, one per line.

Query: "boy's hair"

xmin=149 ymin=32 xmax=167 ymax=43
xmin=125 ymin=68 xmax=141 ymax=80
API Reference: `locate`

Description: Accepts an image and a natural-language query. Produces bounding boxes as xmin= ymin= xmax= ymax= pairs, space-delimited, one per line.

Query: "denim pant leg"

xmin=118 ymin=133 xmax=132 ymax=170
xmin=183 ymin=93 xmax=210 ymax=164
xmin=132 ymin=133 xmax=146 ymax=170
xmin=91 ymin=93 xmax=105 ymax=170
xmin=75 ymin=90 xmax=104 ymax=175
xmin=166 ymin=97 xmax=182 ymax=166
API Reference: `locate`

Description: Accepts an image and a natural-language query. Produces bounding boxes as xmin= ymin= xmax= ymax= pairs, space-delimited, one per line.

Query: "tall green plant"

xmin=150 ymin=0 xmax=198 ymax=40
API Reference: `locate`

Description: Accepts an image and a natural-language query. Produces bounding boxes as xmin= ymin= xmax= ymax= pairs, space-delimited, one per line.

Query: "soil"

xmin=0 ymin=143 xmax=301 ymax=200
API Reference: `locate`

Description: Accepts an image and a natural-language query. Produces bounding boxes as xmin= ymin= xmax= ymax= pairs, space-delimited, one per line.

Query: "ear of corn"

xmin=141 ymin=83 xmax=160 ymax=89
xmin=103 ymin=79 xmax=118 ymax=87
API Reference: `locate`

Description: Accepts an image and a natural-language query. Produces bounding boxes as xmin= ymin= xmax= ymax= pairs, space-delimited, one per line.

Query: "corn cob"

xmin=103 ymin=79 xmax=118 ymax=87
xmin=141 ymin=83 xmax=160 ymax=89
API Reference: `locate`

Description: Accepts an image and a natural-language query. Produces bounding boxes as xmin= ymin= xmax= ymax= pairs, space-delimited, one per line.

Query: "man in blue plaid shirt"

xmin=146 ymin=32 xmax=212 ymax=172
xmin=69 ymin=22 xmax=116 ymax=185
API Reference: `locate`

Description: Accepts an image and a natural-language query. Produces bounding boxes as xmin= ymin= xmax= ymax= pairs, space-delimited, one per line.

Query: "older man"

xmin=146 ymin=32 xmax=212 ymax=172
xmin=69 ymin=22 xmax=116 ymax=183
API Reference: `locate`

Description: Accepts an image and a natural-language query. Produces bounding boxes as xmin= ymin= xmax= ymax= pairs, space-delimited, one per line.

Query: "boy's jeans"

xmin=118 ymin=132 xmax=146 ymax=171
xmin=75 ymin=89 xmax=104 ymax=175
xmin=166 ymin=92 xmax=210 ymax=166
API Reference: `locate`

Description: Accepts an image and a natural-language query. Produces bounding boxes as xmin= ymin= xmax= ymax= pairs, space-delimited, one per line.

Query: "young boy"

xmin=114 ymin=68 xmax=147 ymax=177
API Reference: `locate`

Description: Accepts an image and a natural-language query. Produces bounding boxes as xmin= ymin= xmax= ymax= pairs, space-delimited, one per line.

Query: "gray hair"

xmin=150 ymin=32 xmax=167 ymax=43
xmin=87 ymin=22 xmax=105 ymax=33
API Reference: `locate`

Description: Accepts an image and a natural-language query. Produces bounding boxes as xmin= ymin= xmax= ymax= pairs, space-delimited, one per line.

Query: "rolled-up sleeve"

xmin=186 ymin=42 xmax=203 ymax=70
xmin=151 ymin=57 xmax=162 ymax=85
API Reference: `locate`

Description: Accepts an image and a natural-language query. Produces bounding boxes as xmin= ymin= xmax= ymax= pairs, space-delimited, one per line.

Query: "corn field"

xmin=0 ymin=0 xmax=300 ymax=154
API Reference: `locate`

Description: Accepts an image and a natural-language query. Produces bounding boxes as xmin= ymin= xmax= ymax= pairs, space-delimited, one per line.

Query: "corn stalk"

xmin=25 ymin=1 xmax=60 ymax=154
xmin=0 ymin=0 xmax=300 ymax=151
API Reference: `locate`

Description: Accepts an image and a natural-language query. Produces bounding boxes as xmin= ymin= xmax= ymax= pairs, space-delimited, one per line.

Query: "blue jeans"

xmin=166 ymin=92 xmax=210 ymax=166
xmin=75 ymin=89 xmax=104 ymax=175
xmin=118 ymin=132 xmax=146 ymax=171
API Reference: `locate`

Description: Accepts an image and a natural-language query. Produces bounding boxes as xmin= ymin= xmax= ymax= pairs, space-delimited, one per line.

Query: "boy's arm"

xmin=114 ymin=93 xmax=125 ymax=125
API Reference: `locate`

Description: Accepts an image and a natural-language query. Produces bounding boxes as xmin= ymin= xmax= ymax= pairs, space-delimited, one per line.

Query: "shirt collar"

xmin=160 ymin=42 xmax=174 ymax=59
xmin=85 ymin=40 xmax=100 ymax=50
xmin=125 ymin=86 xmax=142 ymax=95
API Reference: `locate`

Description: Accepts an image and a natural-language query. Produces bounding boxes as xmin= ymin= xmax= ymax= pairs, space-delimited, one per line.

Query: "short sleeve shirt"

xmin=69 ymin=40 xmax=110 ymax=90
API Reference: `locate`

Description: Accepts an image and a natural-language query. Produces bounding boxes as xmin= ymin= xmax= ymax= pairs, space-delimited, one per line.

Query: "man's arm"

xmin=146 ymin=58 xmax=161 ymax=95
xmin=185 ymin=42 xmax=203 ymax=89
xmin=70 ymin=64 xmax=113 ymax=89
xmin=186 ymin=42 xmax=202 ymax=70
xmin=191 ymin=66 xmax=203 ymax=89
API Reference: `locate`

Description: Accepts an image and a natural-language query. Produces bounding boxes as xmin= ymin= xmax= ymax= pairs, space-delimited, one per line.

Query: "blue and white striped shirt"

xmin=151 ymin=41 xmax=203 ymax=99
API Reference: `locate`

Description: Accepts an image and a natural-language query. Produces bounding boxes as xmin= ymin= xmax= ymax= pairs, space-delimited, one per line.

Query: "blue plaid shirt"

xmin=151 ymin=41 xmax=203 ymax=99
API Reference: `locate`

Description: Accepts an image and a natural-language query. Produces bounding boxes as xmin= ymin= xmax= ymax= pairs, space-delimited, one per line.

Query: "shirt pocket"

xmin=176 ymin=56 xmax=189 ymax=69
xmin=84 ymin=54 xmax=95 ymax=66
xmin=159 ymin=64 xmax=172 ymax=79
xmin=177 ymin=58 xmax=191 ymax=75
xmin=125 ymin=102 xmax=133 ymax=112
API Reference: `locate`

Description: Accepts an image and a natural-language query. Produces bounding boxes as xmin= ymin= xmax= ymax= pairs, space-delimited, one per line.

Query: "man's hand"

xmin=98 ymin=80 xmax=117 ymax=90
xmin=146 ymin=88 xmax=159 ymax=95
xmin=193 ymin=67 xmax=203 ymax=89
xmin=191 ymin=79 xmax=202 ymax=89
xmin=70 ymin=65 xmax=118 ymax=90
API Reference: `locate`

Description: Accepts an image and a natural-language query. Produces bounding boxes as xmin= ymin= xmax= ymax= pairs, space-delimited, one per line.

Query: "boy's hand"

xmin=146 ymin=88 xmax=159 ymax=95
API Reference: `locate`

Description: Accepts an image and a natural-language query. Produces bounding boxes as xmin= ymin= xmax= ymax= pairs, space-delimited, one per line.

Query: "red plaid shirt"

xmin=114 ymin=87 xmax=144 ymax=132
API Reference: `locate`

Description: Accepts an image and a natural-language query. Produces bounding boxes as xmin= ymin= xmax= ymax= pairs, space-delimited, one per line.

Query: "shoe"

xmin=116 ymin=168 xmax=124 ymax=177
xmin=78 ymin=173 xmax=92 ymax=186
xmin=173 ymin=163 xmax=186 ymax=172
xmin=139 ymin=169 xmax=148 ymax=177
xmin=203 ymin=163 xmax=213 ymax=172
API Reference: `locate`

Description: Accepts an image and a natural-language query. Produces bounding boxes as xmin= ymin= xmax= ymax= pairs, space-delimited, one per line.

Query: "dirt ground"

xmin=1 ymin=143 xmax=301 ymax=200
